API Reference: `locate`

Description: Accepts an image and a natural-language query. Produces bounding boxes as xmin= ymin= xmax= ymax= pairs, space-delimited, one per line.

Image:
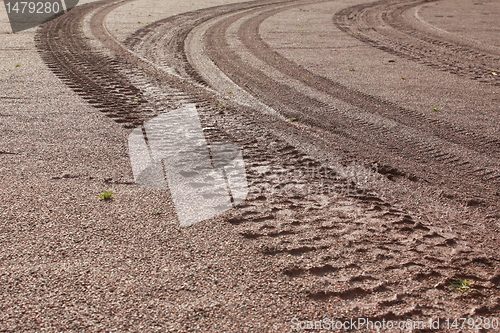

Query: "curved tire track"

xmin=334 ymin=0 xmax=500 ymax=86
xmin=34 ymin=0 xmax=500 ymax=321
xmin=35 ymin=0 xmax=153 ymax=129
xmin=123 ymin=0 xmax=500 ymax=319
xmin=193 ymin=1 xmax=500 ymax=204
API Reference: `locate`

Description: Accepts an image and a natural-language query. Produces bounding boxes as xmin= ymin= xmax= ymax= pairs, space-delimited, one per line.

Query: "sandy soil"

xmin=1 ymin=0 xmax=499 ymax=331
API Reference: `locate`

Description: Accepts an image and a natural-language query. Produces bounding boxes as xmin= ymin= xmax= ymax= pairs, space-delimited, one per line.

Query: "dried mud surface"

xmin=3 ymin=0 xmax=499 ymax=331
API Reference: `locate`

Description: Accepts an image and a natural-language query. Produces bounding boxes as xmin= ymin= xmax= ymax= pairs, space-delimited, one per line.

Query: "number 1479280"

xmin=5 ymin=1 xmax=61 ymax=14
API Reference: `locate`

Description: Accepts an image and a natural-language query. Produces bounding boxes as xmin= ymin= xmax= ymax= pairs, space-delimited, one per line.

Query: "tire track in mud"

xmin=35 ymin=0 xmax=500 ymax=320
xmin=334 ymin=0 xmax=500 ymax=87
xmin=197 ymin=1 xmax=500 ymax=318
xmin=125 ymin=0 xmax=500 ymax=319
xmin=35 ymin=0 xmax=153 ymax=129
xmin=199 ymin=2 xmax=500 ymax=202
xmin=127 ymin=1 xmax=500 ymax=194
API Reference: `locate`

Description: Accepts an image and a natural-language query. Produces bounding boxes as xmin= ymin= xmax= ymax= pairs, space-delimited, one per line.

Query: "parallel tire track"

xmin=36 ymin=0 xmax=153 ymax=129
xmin=195 ymin=2 xmax=500 ymax=203
xmin=125 ymin=1 xmax=500 ymax=199
xmin=34 ymin=0 xmax=500 ymax=320
xmin=125 ymin=0 xmax=500 ymax=318
xmin=333 ymin=0 xmax=500 ymax=86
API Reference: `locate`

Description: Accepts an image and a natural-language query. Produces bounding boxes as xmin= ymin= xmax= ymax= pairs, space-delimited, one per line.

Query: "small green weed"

xmin=216 ymin=104 xmax=226 ymax=108
xmin=431 ymin=106 xmax=441 ymax=111
xmin=289 ymin=117 xmax=298 ymax=122
xmin=354 ymin=31 xmax=362 ymax=35
xmin=15 ymin=63 xmax=21 ymax=67
xmin=348 ymin=67 xmax=356 ymax=71
xmin=449 ymin=278 xmax=474 ymax=293
xmin=98 ymin=191 xmax=114 ymax=200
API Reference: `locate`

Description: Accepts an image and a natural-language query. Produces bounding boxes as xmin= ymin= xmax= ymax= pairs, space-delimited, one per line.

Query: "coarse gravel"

xmin=1 ymin=0 xmax=500 ymax=331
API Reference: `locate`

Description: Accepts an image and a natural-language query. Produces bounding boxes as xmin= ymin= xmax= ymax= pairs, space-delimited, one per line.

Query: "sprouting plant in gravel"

xmin=354 ymin=31 xmax=362 ymax=35
xmin=15 ymin=63 xmax=21 ymax=67
xmin=5 ymin=31 xmax=11 ymax=34
xmin=227 ymin=91 xmax=233 ymax=94
xmin=134 ymin=97 xmax=141 ymax=102
xmin=98 ymin=191 xmax=114 ymax=200
xmin=348 ymin=67 xmax=356 ymax=72
xmin=153 ymin=209 xmax=162 ymax=215
xmin=432 ymin=106 xmax=441 ymax=111
xmin=400 ymin=76 xmax=407 ymax=80
xmin=216 ymin=104 xmax=226 ymax=108
xmin=449 ymin=278 xmax=474 ymax=293
xmin=289 ymin=117 xmax=298 ymax=122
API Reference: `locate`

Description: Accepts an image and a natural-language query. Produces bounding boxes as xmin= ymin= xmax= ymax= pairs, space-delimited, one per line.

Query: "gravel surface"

xmin=1 ymin=0 xmax=500 ymax=331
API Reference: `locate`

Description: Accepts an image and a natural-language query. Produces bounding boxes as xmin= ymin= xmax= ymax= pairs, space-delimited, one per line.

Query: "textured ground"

xmin=1 ymin=0 xmax=499 ymax=332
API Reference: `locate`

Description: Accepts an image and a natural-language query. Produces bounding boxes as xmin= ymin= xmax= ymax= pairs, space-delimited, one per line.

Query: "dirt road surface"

xmin=1 ymin=0 xmax=499 ymax=331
